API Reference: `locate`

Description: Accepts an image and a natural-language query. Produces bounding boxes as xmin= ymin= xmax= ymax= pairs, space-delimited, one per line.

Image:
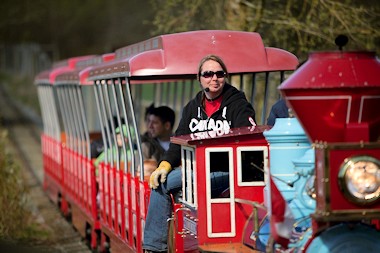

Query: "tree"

xmin=150 ymin=0 xmax=380 ymax=61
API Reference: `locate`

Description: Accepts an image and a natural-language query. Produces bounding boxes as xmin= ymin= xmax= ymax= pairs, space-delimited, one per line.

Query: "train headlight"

xmin=338 ymin=156 xmax=380 ymax=205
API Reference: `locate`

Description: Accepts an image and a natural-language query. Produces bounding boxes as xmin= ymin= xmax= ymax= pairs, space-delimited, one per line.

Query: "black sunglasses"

xmin=201 ymin=70 xmax=226 ymax=78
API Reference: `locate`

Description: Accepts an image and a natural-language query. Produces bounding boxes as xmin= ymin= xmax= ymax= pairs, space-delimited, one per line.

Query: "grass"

xmin=0 ymin=73 xmax=49 ymax=243
xmin=0 ymin=128 xmax=52 ymax=244
xmin=0 ymin=129 xmax=28 ymax=238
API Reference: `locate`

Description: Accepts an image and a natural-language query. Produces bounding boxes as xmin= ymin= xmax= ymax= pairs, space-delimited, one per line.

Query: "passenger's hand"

xmin=149 ymin=161 xmax=172 ymax=189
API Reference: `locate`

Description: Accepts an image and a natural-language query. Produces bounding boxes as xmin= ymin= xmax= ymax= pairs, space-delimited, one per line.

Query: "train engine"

xmin=279 ymin=37 xmax=380 ymax=252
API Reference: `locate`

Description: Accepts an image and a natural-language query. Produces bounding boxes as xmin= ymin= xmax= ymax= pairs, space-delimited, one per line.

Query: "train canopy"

xmin=86 ymin=30 xmax=299 ymax=82
xmin=34 ymin=55 xmax=96 ymax=85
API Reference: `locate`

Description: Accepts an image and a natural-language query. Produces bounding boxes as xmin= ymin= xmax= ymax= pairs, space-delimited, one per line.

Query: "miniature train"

xmin=35 ymin=30 xmax=380 ymax=253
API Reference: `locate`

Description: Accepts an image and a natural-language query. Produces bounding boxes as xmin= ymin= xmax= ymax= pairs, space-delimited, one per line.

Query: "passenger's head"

xmin=115 ymin=124 xmax=133 ymax=147
xmin=148 ymin=106 xmax=175 ymax=139
xmin=197 ymin=55 xmax=228 ymax=97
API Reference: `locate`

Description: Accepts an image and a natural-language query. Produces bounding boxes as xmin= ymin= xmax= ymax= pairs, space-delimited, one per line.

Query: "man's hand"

xmin=149 ymin=161 xmax=172 ymax=189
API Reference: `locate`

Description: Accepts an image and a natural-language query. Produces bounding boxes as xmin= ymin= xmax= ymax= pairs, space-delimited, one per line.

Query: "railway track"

xmin=0 ymin=84 xmax=91 ymax=253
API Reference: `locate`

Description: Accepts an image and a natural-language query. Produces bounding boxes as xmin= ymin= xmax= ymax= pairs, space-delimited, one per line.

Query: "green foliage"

xmin=1 ymin=0 xmax=378 ymax=61
xmin=254 ymin=0 xmax=380 ymax=61
xmin=150 ymin=0 xmax=380 ymax=62
xmin=0 ymin=129 xmax=30 ymax=238
xmin=149 ymin=0 xmax=228 ymax=35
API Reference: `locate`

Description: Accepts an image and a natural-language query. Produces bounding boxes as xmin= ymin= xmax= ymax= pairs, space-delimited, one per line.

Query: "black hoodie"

xmin=162 ymin=83 xmax=256 ymax=167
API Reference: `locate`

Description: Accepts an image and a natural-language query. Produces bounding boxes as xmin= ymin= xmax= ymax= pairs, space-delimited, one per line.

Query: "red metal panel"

xmin=118 ymin=170 xmax=126 ymax=240
xmin=116 ymin=169 xmax=122 ymax=237
xmin=280 ymin=51 xmax=380 ymax=143
xmin=106 ymin=164 xmax=112 ymax=229
xmin=211 ymin=203 xmax=232 ymax=233
xmin=74 ymin=150 xmax=80 ymax=202
xmin=99 ymin=163 xmax=106 ymax=223
xmin=315 ymin=149 xmax=326 ymax=212
xmin=77 ymin=152 xmax=84 ymax=204
xmin=123 ymin=173 xmax=134 ymax=247
xmin=110 ymin=166 xmax=117 ymax=232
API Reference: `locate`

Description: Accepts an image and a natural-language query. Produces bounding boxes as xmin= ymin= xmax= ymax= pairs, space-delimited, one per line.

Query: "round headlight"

xmin=338 ymin=155 xmax=380 ymax=205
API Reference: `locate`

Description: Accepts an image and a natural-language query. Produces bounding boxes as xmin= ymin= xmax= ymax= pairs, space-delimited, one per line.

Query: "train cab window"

xmin=237 ymin=147 xmax=267 ymax=186
xmin=181 ymin=146 xmax=197 ymax=207
xmin=206 ymin=148 xmax=233 ymax=199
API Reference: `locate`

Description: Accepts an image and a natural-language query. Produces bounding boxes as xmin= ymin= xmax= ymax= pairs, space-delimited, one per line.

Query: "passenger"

xmin=141 ymin=106 xmax=175 ymax=162
xmin=140 ymin=106 xmax=175 ymax=181
xmin=94 ymin=124 xmax=132 ymax=208
xmin=90 ymin=116 xmax=125 ymax=158
xmin=267 ymin=98 xmax=289 ymax=126
xmin=94 ymin=124 xmax=132 ymax=175
xmin=143 ymin=54 xmax=256 ymax=253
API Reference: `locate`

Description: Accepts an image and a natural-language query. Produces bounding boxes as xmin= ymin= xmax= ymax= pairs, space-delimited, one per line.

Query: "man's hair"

xmin=150 ymin=106 xmax=175 ymax=128
xmin=145 ymin=103 xmax=155 ymax=118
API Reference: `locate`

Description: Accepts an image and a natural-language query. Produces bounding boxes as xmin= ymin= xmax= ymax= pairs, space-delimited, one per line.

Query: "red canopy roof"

xmin=87 ymin=30 xmax=298 ymax=82
xmin=54 ymin=53 xmax=115 ymax=85
xmin=34 ymin=55 xmax=95 ymax=85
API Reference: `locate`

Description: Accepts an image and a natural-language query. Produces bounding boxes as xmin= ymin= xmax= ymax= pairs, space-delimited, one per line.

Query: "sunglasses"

xmin=201 ymin=70 xmax=226 ymax=78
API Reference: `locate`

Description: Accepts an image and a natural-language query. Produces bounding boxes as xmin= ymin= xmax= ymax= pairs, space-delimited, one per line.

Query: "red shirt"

xmin=204 ymin=95 xmax=223 ymax=117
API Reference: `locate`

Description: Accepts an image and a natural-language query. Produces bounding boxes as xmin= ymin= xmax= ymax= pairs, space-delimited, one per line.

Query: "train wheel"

xmin=306 ymin=223 xmax=380 ymax=253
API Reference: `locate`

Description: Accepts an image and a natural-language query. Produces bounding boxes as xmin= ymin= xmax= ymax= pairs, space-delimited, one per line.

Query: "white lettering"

xmin=188 ymin=118 xmax=231 ymax=133
xmin=207 ymin=118 xmax=216 ymax=130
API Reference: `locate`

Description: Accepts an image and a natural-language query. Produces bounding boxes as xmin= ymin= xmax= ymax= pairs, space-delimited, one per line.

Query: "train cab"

xmin=171 ymin=126 xmax=271 ymax=252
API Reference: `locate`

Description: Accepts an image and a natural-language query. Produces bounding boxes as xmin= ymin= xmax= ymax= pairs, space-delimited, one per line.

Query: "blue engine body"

xmin=261 ymin=117 xmax=316 ymax=249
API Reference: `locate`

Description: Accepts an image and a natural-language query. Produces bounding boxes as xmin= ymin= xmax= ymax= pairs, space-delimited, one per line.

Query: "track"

xmin=0 ymin=84 xmax=92 ymax=253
